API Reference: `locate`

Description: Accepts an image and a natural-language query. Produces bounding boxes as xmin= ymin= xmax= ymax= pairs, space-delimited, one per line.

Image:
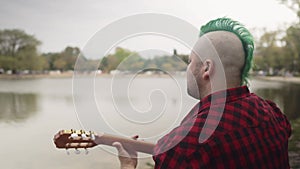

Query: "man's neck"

xmin=200 ymin=83 xmax=241 ymax=100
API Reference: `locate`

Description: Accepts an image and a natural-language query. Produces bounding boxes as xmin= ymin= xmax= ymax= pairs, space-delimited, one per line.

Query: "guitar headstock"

xmin=54 ymin=129 xmax=97 ymax=150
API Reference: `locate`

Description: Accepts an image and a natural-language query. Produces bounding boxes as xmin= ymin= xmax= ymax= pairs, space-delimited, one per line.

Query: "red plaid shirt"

xmin=153 ymin=86 xmax=291 ymax=169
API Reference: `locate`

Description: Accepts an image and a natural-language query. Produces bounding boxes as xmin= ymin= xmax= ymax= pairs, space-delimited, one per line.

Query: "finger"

xmin=113 ymin=140 xmax=137 ymax=158
xmin=112 ymin=142 xmax=123 ymax=152
xmin=112 ymin=142 xmax=127 ymax=154
xmin=112 ymin=142 xmax=131 ymax=157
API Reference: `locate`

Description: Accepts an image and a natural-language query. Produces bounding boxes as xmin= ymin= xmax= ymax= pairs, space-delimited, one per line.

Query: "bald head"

xmin=192 ymin=31 xmax=245 ymax=86
xmin=187 ymin=18 xmax=253 ymax=99
xmin=206 ymin=31 xmax=245 ymax=85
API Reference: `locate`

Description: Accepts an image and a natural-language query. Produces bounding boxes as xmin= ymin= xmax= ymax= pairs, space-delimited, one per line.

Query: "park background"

xmin=1 ymin=0 xmax=300 ymax=168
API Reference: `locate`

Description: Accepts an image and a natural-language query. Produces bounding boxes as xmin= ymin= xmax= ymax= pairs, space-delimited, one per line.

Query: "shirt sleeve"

xmin=266 ymin=100 xmax=292 ymax=137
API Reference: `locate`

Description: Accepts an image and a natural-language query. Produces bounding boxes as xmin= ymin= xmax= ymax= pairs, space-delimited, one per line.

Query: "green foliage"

xmin=177 ymin=54 xmax=189 ymax=64
xmin=98 ymin=48 xmax=133 ymax=72
xmin=44 ymin=46 xmax=79 ymax=71
xmin=0 ymin=29 xmax=80 ymax=73
xmin=99 ymin=48 xmax=188 ymax=73
xmin=0 ymin=29 xmax=47 ymax=73
xmin=0 ymin=55 xmax=17 ymax=70
xmin=118 ymin=53 xmax=145 ymax=71
xmin=284 ymin=25 xmax=300 ymax=72
xmin=254 ymin=0 xmax=300 ymax=75
xmin=0 ymin=29 xmax=188 ymax=74
xmin=0 ymin=29 xmax=41 ymax=57
xmin=255 ymin=30 xmax=284 ymax=71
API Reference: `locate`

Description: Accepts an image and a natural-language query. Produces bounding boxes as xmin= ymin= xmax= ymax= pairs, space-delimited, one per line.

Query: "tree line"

xmin=0 ymin=29 xmax=189 ymax=74
xmin=0 ymin=29 xmax=80 ymax=74
xmin=254 ymin=0 xmax=300 ymax=76
xmin=99 ymin=47 xmax=188 ymax=73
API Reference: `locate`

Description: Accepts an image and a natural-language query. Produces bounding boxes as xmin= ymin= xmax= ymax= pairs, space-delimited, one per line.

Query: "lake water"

xmin=0 ymin=77 xmax=299 ymax=168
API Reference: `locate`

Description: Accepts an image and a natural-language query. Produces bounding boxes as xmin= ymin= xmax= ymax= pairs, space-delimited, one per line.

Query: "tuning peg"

xmin=81 ymin=133 xmax=87 ymax=139
xmin=91 ymin=133 xmax=95 ymax=140
xmin=75 ymin=148 xmax=80 ymax=154
xmin=66 ymin=149 xmax=70 ymax=155
xmin=85 ymin=148 xmax=89 ymax=155
xmin=70 ymin=133 xmax=78 ymax=139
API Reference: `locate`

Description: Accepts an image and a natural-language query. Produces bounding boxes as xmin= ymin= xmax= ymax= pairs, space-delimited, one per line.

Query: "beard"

xmin=187 ymin=70 xmax=200 ymax=100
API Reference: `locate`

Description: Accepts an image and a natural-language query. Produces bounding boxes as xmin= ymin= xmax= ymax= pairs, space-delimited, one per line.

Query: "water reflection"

xmin=0 ymin=78 xmax=299 ymax=168
xmin=0 ymin=92 xmax=38 ymax=122
xmin=254 ymin=82 xmax=300 ymax=167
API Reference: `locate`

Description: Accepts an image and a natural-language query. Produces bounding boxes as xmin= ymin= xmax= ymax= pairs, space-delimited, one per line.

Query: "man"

xmin=113 ymin=18 xmax=291 ymax=169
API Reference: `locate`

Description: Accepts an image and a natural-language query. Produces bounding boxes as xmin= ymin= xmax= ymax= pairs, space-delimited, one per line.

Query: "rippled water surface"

xmin=0 ymin=77 xmax=299 ymax=168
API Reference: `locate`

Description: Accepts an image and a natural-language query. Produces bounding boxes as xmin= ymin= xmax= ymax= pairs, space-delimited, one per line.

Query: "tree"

xmin=278 ymin=0 xmax=300 ymax=20
xmin=43 ymin=52 xmax=61 ymax=70
xmin=255 ymin=30 xmax=287 ymax=74
xmin=283 ymin=25 xmax=300 ymax=72
xmin=18 ymin=45 xmax=48 ymax=71
xmin=60 ymin=46 xmax=80 ymax=70
xmin=277 ymin=0 xmax=300 ymax=72
xmin=44 ymin=46 xmax=80 ymax=71
xmin=99 ymin=47 xmax=138 ymax=73
xmin=0 ymin=55 xmax=17 ymax=71
xmin=0 ymin=29 xmax=40 ymax=57
xmin=99 ymin=47 xmax=189 ymax=73
xmin=117 ymin=53 xmax=145 ymax=72
xmin=0 ymin=29 xmax=47 ymax=73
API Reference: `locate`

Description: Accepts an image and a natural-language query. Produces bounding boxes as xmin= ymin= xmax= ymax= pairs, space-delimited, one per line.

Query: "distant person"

xmin=113 ymin=18 xmax=291 ymax=169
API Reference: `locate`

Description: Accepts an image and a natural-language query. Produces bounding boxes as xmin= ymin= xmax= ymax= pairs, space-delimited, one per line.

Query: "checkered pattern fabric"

xmin=153 ymin=86 xmax=291 ymax=169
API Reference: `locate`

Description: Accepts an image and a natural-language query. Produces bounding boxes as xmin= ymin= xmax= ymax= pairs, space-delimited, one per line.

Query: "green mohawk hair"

xmin=200 ymin=18 xmax=254 ymax=86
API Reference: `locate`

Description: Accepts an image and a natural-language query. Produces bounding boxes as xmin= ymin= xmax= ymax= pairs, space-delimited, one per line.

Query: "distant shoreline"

xmin=1 ymin=73 xmax=300 ymax=84
xmin=0 ymin=72 xmax=74 ymax=79
xmin=254 ymin=76 xmax=300 ymax=84
xmin=0 ymin=72 xmax=181 ymax=79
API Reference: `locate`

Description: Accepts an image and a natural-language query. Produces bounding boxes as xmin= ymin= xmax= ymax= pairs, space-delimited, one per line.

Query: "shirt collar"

xmin=198 ymin=86 xmax=250 ymax=112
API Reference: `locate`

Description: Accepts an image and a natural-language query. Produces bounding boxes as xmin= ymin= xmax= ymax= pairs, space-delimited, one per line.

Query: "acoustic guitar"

xmin=54 ymin=129 xmax=155 ymax=155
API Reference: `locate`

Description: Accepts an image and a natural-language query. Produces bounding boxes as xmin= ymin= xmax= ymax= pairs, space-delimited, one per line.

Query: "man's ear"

xmin=202 ymin=59 xmax=213 ymax=80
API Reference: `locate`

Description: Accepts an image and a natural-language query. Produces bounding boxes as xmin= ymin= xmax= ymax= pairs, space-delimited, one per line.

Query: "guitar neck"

xmin=95 ymin=133 xmax=156 ymax=155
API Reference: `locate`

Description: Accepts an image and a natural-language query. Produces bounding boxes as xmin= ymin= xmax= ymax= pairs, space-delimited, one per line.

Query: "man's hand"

xmin=112 ymin=135 xmax=138 ymax=169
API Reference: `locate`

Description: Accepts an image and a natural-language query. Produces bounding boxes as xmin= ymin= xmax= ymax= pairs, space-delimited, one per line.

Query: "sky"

xmin=0 ymin=0 xmax=298 ymax=55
